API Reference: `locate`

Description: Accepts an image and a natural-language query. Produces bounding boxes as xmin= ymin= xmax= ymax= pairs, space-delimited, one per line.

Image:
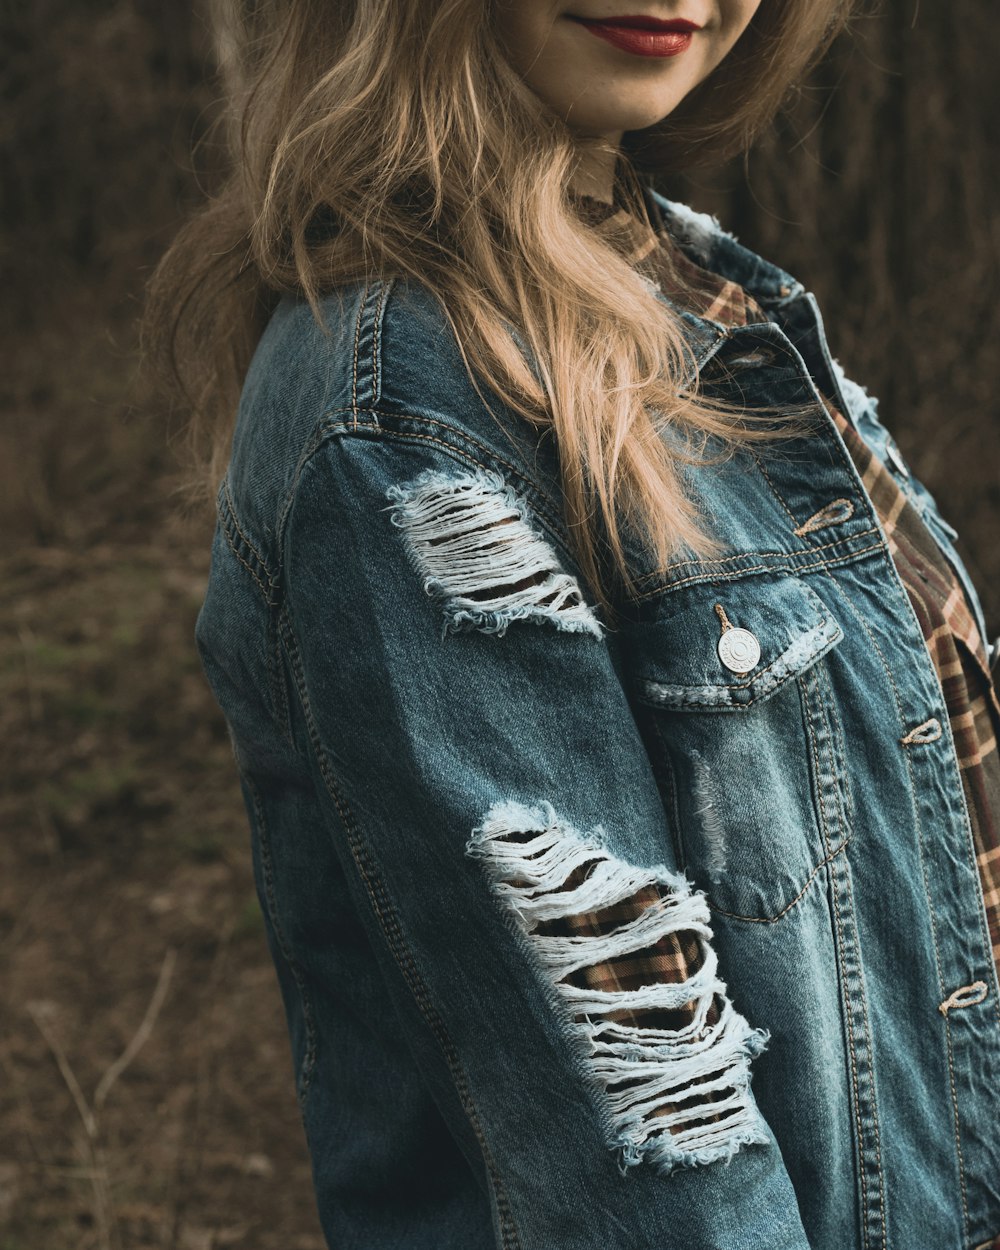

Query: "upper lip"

xmin=570 ymin=13 xmax=702 ymax=30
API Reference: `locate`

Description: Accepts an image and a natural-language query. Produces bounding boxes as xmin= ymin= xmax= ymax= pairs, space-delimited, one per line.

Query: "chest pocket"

xmin=625 ymin=574 xmax=846 ymax=923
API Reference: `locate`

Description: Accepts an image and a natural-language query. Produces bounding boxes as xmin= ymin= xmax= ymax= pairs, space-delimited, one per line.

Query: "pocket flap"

xmin=629 ymin=575 xmax=843 ymax=711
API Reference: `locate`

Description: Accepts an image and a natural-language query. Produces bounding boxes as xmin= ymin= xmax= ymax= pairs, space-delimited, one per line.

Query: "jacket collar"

xmin=568 ymin=181 xmax=814 ymax=384
xmin=642 ymin=188 xmax=804 ymax=310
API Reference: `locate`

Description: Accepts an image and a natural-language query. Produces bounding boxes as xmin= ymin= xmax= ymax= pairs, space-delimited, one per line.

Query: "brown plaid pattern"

xmin=568 ymin=186 xmax=1000 ymax=1065
xmin=570 ymin=186 xmax=759 ymax=326
xmin=534 ymin=866 xmax=718 ymax=1030
xmin=532 ymin=860 xmax=728 ymax=1128
xmin=823 ymin=400 xmax=1000 ymax=980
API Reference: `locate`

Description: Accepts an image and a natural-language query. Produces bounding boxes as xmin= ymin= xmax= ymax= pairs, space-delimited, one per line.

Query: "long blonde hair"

xmin=146 ymin=0 xmax=852 ymax=616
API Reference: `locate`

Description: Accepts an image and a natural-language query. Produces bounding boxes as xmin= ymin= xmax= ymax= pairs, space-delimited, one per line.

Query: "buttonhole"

xmin=793 ymin=498 xmax=855 ymax=538
xmin=901 ymin=717 xmax=943 ymax=746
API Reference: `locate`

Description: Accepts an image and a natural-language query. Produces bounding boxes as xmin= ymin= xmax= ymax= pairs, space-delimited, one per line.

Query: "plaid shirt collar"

xmin=568 ymin=183 xmax=802 ymax=311
xmin=566 ymin=185 xmax=779 ymax=379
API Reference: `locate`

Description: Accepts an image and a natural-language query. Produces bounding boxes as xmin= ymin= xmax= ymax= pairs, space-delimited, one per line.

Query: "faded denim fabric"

xmin=195 ymin=187 xmax=1000 ymax=1250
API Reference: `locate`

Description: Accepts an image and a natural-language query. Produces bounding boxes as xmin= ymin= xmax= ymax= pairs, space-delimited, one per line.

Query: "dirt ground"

xmin=3 ymin=12 xmax=329 ymax=1234
xmin=0 ymin=531 xmax=327 ymax=1248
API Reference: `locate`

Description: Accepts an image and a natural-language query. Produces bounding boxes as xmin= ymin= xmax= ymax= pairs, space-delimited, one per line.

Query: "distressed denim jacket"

xmin=196 ymin=188 xmax=1000 ymax=1250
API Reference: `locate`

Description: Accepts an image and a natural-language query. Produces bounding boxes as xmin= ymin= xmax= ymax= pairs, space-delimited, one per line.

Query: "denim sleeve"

xmin=279 ymin=431 xmax=813 ymax=1250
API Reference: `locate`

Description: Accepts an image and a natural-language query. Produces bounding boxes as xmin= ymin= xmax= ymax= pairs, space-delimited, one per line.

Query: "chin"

xmin=572 ymin=97 xmax=688 ymax=136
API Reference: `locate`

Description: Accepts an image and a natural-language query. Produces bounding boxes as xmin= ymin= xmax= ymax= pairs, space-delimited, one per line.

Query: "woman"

xmin=148 ymin=1 xmax=1000 ymax=1246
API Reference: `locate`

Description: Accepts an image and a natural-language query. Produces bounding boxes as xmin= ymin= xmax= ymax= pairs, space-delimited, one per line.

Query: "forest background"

xmin=1 ymin=1 xmax=997 ymax=1247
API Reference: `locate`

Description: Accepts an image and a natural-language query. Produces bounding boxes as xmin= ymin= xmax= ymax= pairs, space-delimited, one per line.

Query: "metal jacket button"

xmin=718 ymin=628 xmax=762 ymax=674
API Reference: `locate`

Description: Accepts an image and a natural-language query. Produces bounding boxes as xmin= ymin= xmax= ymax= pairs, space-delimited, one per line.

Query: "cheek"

xmin=724 ymin=0 xmax=764 ymax=40
xmin=495 ymin=6 xmax=557 ymax=81
xmin=498 ymin=16 xmax=583 ymax=115
xmin=703 ymin=0 xmax=761 ymax=70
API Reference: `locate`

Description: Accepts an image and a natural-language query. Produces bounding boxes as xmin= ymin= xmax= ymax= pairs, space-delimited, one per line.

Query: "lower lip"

xmin=574 ymin=20 xmax=695 ymax=57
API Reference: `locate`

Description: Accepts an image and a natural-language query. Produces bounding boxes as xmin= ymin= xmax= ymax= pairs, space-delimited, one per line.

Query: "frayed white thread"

xmin=385 ymin=468 xmax=604 ymax=640
xmin=660 ymin=201 xmax=732 ymax=263
xmin=830 ymin=355 xmax=878 ymax=425
xmin=467 ymin=799 xmax=771 ymax=1172
xmin=691 ymin=752 xmax=727 ymax=884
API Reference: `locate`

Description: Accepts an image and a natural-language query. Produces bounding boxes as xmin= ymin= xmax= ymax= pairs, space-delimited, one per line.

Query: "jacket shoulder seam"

xmin=275 ymin=415 xmax=573 ymax=575
xmin=348 ymin=277 xmax=395 ymax=415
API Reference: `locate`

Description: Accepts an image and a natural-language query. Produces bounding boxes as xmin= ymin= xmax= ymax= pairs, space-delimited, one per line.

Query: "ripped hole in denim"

xmin=386 ymin=468 xmax=604 ymax=639
xmin=467 ymin=800 xmax=772 ymax=1174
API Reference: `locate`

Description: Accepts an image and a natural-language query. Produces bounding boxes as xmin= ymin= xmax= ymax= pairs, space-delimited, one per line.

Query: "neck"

xmin=568 ymin=139 xmax=623 ymax=206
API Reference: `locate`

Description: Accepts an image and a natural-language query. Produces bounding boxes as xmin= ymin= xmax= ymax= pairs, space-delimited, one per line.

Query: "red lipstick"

xmin=570 ymin=13 xmax=702 ymax=58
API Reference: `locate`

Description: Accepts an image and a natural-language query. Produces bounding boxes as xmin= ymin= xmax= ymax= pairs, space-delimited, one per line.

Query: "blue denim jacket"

xmin=196 ymin=188 xmax=1000 ymax=1250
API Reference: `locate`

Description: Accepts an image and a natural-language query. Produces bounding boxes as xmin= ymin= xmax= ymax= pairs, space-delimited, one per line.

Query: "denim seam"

xmin=274 ymin=421 xmax=340 ymax=559
xmin=222 ymin=476 xmax=279 ymax=592
xmin=749 ymin=446 xmax=808 ymax=532
xmin=277 ymin=605 xmax=523 ymax=1250
xmin=221 ymin=477 xmax=277 ymax=595
xmin=690 ymin=323 xmax=729 ymax=377
xmin=270 ymin=608 xmax=293 ymax=745
xmin=218 ymin=501 xmax=278 ymax=605
xmin=371 ymin=280 xmax=390 ymax=406
xmin=316 ymin=409 xmax=564 ymax=531
xmin=819 ymin=647 xmax=886 ymax=1241
xmin=800 ymin=665 xmax=886 ymax=1249
xmin=216 ymin=484 xmax=290 ymax=737
xmin=825 ymin=573 xmax=966 ymax=1244
xmin=350 ymin=281 xmax=370 ymax=428
xmin=801 ymin=669 xmax=870 ymax=1245
xmin=632 ymin=541 xmax=886 ymax=602
xmin=217 ymin=481 xmax=280 ymax=607
xmin=822 ymin=648 xmax=859 ymax=863
xmin=244 ymin=772 xmax=318 ymax=1110
xmin=632 ymin=528 xmax=883 ymax=588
